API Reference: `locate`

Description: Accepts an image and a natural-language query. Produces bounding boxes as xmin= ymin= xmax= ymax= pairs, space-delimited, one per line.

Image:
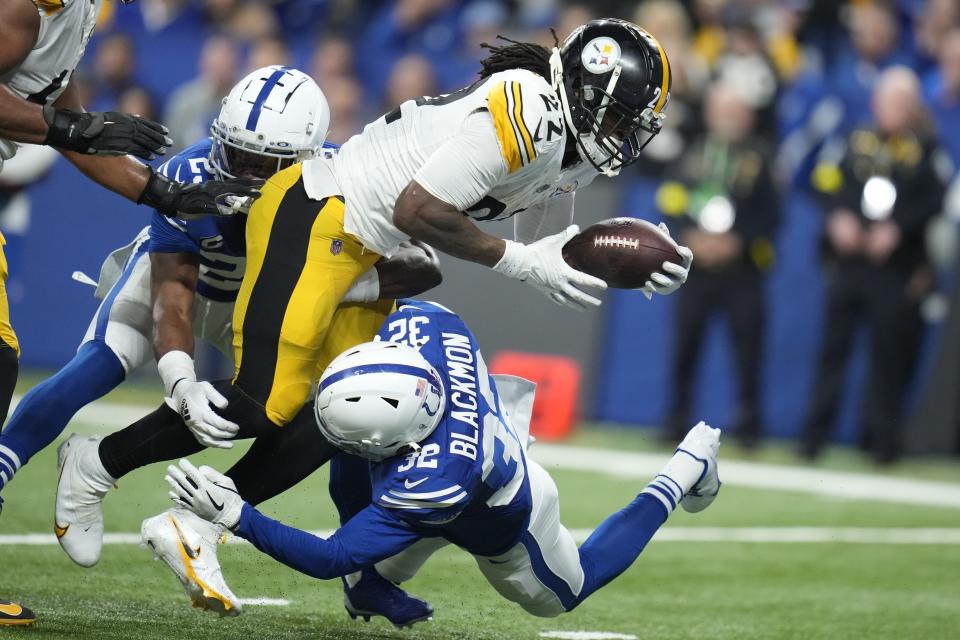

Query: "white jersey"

xmin=316 ymin=69 xmax=600 ymax=256
xmin=0 ymin=0 xmax=102 ymax=163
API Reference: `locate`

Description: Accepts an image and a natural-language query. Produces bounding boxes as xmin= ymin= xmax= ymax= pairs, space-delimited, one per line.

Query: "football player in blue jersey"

xmin=166 ymin=299 xmax=721 ymax=621
xmin=1 ymin=67 xmax=440 ymax=623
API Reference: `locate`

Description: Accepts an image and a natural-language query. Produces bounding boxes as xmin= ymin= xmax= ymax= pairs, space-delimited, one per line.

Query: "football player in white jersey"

xmin=54 ymin=18 xmax=692 ymax=625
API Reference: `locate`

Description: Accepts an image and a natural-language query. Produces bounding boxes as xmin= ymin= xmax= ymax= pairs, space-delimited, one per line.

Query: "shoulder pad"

xmin=485 ymin=71 xmax=565 ymax=174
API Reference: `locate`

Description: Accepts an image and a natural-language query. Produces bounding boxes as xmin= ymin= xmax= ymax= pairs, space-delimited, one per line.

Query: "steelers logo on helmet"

xmin=581 ymin=37 xmax=622 ymax=75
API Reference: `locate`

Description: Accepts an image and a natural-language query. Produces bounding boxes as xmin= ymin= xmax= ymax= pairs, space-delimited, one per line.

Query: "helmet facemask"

xmin=550 ymin=24 xmax=668 ymax=177
xmin=209 ymin=120 xmax=316 ymax=180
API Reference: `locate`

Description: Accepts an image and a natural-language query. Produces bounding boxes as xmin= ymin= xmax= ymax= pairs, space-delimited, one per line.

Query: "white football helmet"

xmin=210 ymin=65 xmax=329 ymax=180
xmin=315 ymin=341 xmax=445 ymax=461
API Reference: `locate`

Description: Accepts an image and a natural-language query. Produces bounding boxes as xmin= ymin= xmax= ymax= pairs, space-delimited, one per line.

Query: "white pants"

xmin=80 ymin=228 xmax=235 ymax=373
xmin=378 ymin=460 xmax=584 ymax=618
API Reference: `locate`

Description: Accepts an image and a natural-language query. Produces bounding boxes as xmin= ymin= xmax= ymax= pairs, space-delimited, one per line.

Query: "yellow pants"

xmin=232 ymin=163 xmax=383 ymax=425
xmin=0 ymin=234 xmax=20 ymax=357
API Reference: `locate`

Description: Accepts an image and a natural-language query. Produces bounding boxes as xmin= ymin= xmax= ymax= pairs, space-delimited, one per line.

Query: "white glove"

xmin=493 ymin=225 xmax=608 ymax=311
xmin=158 ymin=351 xmax=238 ymax=449
xmin=166 ymin=459 xmax=244 ymax=530
xmin=640 ymin=223 xmax=693 ymax=300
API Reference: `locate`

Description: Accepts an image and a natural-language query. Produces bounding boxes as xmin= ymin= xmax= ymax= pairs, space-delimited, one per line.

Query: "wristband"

xmin=138 ymin=170 xmax=181 ymax=217
xmin=492 ymin=240 xmax=526 ymax=279
xmin=42 ymin=106 xmax=90 ymax=152
xmin=342 ymin=268 xmax=380 ymax=303
xmin=157 ymin=350 xmax=196 ymax=398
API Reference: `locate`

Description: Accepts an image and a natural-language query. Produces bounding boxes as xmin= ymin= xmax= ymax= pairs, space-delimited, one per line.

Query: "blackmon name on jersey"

xmin=368 ymin=300 xmax=531 ymax=557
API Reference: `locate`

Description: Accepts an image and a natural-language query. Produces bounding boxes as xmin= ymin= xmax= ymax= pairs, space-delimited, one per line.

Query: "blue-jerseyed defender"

xmin=167 ymin=300 xmax=722 ymax=619
xmin=0 ymin=66 xmax=438 ymax=626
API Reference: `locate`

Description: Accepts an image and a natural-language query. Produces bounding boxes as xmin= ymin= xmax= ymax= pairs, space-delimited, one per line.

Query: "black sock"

xmin=226 ymin=403 xmax=338 ymax=506
xmin=0 ymin=340 xmax=19 ymax=425
xmin=98 ymin=403 xmax=202 ymax=479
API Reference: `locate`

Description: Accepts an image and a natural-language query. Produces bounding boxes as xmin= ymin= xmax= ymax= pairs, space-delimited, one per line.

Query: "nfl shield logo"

xmin=330 ymin=239 xmax=343 ymax=255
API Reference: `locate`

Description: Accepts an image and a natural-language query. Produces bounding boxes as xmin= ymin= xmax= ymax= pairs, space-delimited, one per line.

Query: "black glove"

xmin=42 ymin=106 xmax=171 ymax=160
xmin=139 ymin=170 xmax=264 ymax=218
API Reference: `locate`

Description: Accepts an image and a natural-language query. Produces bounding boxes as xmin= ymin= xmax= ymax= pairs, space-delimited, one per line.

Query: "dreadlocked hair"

xmin=478 ymin=31 xmax=560 ymax=80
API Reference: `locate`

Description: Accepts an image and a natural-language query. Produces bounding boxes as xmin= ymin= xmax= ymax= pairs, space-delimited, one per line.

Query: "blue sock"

xmin=0 ymin=341 xmax=125 ymax=492
xmin=569 ymin=492 xmax=670 ymax=610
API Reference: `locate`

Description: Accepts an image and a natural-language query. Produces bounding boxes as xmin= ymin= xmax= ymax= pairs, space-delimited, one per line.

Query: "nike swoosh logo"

xmin=488 ymin=558 xmax=510 ymax=565
xmin=207 ymin=491 xmax=224 ymax=511
xmin=403 ymin=478 xmax=428 ymax=490
xmin=170 ymin=516 xmax=200 ymax=560
xmin=0 ymin=603 xmax=23 ymax=616
xmin=54 ymin=523 xmax=69 ymax=538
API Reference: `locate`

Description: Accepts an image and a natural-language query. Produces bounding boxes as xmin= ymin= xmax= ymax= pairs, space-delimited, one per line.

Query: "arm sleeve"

xmin=513 ymin=192 xmax=575 ymax=244
xmin=234 ymin=502 xmax=421 ymax=580
xmin=148 ymin=211 xmax=200 ymax=255
xmin=414 ymin=110 xmax=507 ymax=212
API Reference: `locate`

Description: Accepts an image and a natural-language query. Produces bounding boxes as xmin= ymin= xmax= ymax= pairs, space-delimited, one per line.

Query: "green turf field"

xmin=1 ymin=376 xmax=959 ymax=639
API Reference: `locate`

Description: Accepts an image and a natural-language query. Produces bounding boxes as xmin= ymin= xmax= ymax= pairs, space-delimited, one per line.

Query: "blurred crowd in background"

xmin=4 ymin=0 xmax=960 ymax=464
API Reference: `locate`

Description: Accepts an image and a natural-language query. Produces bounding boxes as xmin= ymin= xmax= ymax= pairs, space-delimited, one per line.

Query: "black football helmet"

xmin=550 ymin=18 xmax=672 ymax=176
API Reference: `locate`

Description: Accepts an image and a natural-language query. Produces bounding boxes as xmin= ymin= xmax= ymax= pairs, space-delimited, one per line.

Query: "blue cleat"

xmin=343 ymin=569 xmax=433 ymax=629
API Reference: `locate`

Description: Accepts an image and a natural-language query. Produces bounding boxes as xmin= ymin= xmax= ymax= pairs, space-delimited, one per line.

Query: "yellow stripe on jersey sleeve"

xmin=487 ymin=81 xmax=525 ymax=174
xmin=511 ymin=82 xmax=537 ymax=164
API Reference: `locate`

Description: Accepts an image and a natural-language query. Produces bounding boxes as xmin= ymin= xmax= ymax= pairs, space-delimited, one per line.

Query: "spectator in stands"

xmin=248 ymin=36 xmax=292 ymax=71
xmin=311 ymin=36 xmax=355 ymax=87
xmin=89 ymin=34 xmax=138 ymax=112
xmin=802 ymin=67 xmax=949 ymax=464
xmin=659 ymin=82 xmax=781 ymax=450
xmin=225 ymin=1 xmax=281 ymax=44
xmin=712 ymin=13 xmax=779 ymax=138
xmin=164 ymin=36 xmax=239 ymax=151
xmin=831 ymin=2 xmax=913 ymax=135
xmin=324 ymin=76 xmax=364 ymax=145
xmin=117 ymin=86 xmax=158 ymax=123
xmin=383 ymin=54 xmax=438 ymax=112
xmin=923 ymin=30 xmax=960 ymax=170
xmin=914 ymin=0 xmax=960 ymax=69
xmin=356 ymin=0 xmax=460 ymax=105
xmin=633 ymin=0 xmax=707 ymax=174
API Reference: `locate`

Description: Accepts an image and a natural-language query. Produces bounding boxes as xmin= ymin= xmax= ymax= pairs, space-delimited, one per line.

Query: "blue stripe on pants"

xmin=94 ymin=240 xmax=149 ymax=341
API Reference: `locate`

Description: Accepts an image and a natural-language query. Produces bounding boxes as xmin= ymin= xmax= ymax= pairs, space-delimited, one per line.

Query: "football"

xmin=562 ymin=217 xmax=684 ymax=289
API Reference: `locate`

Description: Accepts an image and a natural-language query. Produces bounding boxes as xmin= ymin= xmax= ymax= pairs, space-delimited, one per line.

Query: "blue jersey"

xmin=369 ymin=300 xmax=531 ymax=554
xmin=147 ymin=138 xmax=247 ymax=302
xmin=147 ymin=138 xmax=339 ymax=302
xmin=234 ymin=301 xmax=534 ymax=580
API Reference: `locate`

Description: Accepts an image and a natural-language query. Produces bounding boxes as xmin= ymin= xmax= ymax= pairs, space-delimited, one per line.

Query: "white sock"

xmin=641 ymin=449 xmax=706 ymax=514
xmin=80 ymin=441 xmax=117 ymax=494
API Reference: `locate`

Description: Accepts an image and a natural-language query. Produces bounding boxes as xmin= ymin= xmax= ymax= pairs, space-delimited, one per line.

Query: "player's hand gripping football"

xmin=639 ymin=223 xmax=693 ymax=300
xmin=170 ymin=380 xmax=239 ymax=449
xmin=166 ymin=459 xmax=243 ymax=530
xmin=42 ymin=106 xmax=172 ymax=160
xmin=493 ymin=225 xmax=608 ymax=311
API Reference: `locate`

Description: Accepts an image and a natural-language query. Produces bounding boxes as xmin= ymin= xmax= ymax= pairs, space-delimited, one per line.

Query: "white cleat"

xmin=55 ymin=434 xmax=114 ymax=567
xmin=677 ymin=421 xmax=722 ymax=513
xmin=141 ymin=509 xmax=241 ymax=617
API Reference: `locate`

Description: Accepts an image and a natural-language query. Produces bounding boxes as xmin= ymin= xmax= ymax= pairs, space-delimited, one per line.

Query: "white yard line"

xmin=5 ymin=527 xmax=960 ymax=546
xmin=237 ymin=597 xmax=290 ymax=606
xmin=13 ymin=394 xmax=960 ymax=509
xmin=540 ymin=633 xmax=638 ymax=640
xmin=531 ymin=443 xmax=960 ymax=509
